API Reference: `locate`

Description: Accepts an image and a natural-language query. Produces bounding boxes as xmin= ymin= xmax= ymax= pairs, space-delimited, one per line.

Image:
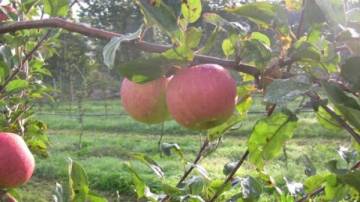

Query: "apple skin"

xmin=166 ymin=64 xmax=237 ymax=130
xmin=120 ymin=77 xmax=170 ymax=124
xmin=0 ymin=5 xmax=16 ymax=21
xmin=0 ymin=133 xmax=35 ymax=188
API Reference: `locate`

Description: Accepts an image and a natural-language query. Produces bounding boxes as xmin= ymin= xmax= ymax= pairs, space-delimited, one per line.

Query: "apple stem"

xmin=158 ymin=122 xmax=165 ymax=157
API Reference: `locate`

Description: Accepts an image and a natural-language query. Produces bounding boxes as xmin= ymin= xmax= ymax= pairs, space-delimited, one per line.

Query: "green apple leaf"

xmin=43 ymin=0 xmax=69 ymax=17
xmin=103 ymin=25 xmax=143 ymax=69
xmin=181 ymin=0 xmax=202 ymax=23
xmin=340 ymin=56 xmax=360 ymax=92
xmin=5 ymin=79 xmax=29 ymax=93
xmin=135 ymin=0 xmax=179 ymax=41
xmin=248 ymin=111 xmax=298 ymax=168
xmin=264 ymin=75 xmax=312 ymax=105
xmin=225 ymin=2 xmax=288 ymax=29
xmin=68 ymin=159 xmax=89 ymax=202
xmin=323 ymin=82 xmax=360 ymax=130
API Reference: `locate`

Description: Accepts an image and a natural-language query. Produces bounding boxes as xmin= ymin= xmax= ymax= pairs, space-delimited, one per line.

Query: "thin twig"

xmin=297 ymin=159 xmax=360 ymax=202
xmin=306 ymin=92 xmax=360 ymax=144
xmin=209 ymin=106 xmax=277 ymax=202
xmin=162 ymin=139 xmax=209 ymax=202
xmin=0 ymin=30 xmax=52 ymax=94
xmin=177 ymin=139 xmax=209 ymax=186
xmin=209 ymin=150 xmax=249 ymax=202
xmin=158 ymin=122 xmax=165 ymax=157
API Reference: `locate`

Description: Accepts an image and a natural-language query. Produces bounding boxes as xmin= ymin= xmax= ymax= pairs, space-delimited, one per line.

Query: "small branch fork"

xmin=0 ymin=18 xmax=261 ymax=77
xmin=161 ymin=139 xmax=209 ymax=202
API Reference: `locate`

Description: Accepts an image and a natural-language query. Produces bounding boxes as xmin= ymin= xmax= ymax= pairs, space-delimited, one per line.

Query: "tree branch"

xmin=162 ymin=139 xmax=209 ymax=202
xmin=209 ymin=150 xmax=249 ymax=202
xmin=0 ymin=30 xmax=52 ymax=94
xmin=0 ymin=18 xmax=261 ymax=77
xmin=307 ymin=92 xmax=360 ymax=144
xmin=297 ymin=159 xmax=360 ymax=202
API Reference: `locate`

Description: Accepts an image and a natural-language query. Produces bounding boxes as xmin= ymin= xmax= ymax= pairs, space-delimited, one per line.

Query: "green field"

xmin=18 ymin=99 xmax=355 ymax=201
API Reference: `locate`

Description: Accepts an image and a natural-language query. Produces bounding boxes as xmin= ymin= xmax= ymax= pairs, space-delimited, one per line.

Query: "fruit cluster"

xmin=120 ymin=64 xmax=237 ymax=130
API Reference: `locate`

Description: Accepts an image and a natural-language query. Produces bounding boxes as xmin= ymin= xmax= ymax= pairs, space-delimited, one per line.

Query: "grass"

xmin=16 ymin=99 xmax=356 ymax=201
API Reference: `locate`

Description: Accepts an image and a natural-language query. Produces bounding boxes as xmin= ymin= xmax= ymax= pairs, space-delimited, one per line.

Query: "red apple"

xmin=120 ymin=77 xmax=170 ymax=124
xmin=0 ymin=133 xmax=35 ymax=188
xmin=166 ymin=64 xmax=237 ymax=130
xmin=0 ymin=5 xmax=16 ymax=22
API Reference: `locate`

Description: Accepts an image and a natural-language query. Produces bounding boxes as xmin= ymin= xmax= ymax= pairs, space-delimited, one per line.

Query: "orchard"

xmin=0 ymin=0 xmax=360 ymax=201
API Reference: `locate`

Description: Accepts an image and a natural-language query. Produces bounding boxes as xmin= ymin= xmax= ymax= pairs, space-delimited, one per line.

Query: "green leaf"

xmin=337 ymin=146 xmax=357 ymax=164
xmin=338 ymin=170 xmax=360 ymax=193
xmin=43 ymin=0 xmax=69 ymax=17
xmin=324 ymin=175 xmax=348 ymax=201
xmin=323 ymin=82 xmax=360 ymax=130
xmin=314 ymin=0 xmax=345 ymax=26
xmin=199 ymin=26 xmax=219 ymax=54
xmin=68 ymin=159 xmax=89 ymax=202
xmin=325 ymin=160 xmax=349 ymax=175
xmin=222 ymin=38 xmax=235 ymax=57
xmin=87 ymin=192 xmax=108 ymax=202
xmin=181 ymin=27 xmax=202 ymax=49
xmin=223 ymin=161 xmax=238 ymax=176
xmin=341 ymin=56 xmax=360 ymax=92
xmin=124 ymin=163 xmax=147 ymax=199
xmin=187 ymin=163 xmax=209 ymax=180
xmin=118 ymin=54 xmax=174 ymax=83
xmin=239 ymin=176 xmax=262 ymax=201
xmin=125 ymin=164 xmax=161 ymax=201
xmin=135 ymin=0 xmax=179 ymax=41
xmin=290 ymin=40 xmax=321 ymax=62
xmin=240 ymin=39 xmax=272 ymax=69
xmin=225 ymin=2 xmax=288 ymax=29
xmin=264 ymin=75 xmax=312 ymax=105
xmin=0 ymin=45 xmax=13 ymax=71
xmin=131 ymin=153 xmax=164 ymax=178
xmin=160 ymin=142 xmax=185 ymax=160
xmin=103 ymin=26 xmax=143 ymax=69
xmin=180 ymin=195 xmax=205 ymax=202
xmin=181 ymin=0 xmax=202 ymax=23
xmin=303 ymin=172 xmax=331 ymax=193
xmin=250 ymin=32 xmax=271 ymax=47
xmin=316 ymin=106 xmax=342 ymax=131
xmin=184 ymin=176 xmax=206 ymax=195
xmin=21 ymin=0 xmax=40 ymax=13
xmin=202 ymin=12 xmax=248 ymax=34
xmin=24 ymin=119 xmax=49 ymax=157
xmin=5 ymin=79 xmax=29 ymax=93
xmin=248 ymin=111 xmax=298 ymax=168
xmin=284 ymin=178 xmax=304 ymax=197
xmin=207 ymin=114 xmax=243 ymax=141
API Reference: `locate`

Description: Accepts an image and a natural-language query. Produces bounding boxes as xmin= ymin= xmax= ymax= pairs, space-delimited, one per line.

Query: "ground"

xmin=17 ymin=99 xmax=355 ymax=201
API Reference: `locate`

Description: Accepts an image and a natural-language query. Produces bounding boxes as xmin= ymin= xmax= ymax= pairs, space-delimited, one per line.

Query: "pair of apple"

xmin=121 ymin=64 xmax=237 ymax=130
